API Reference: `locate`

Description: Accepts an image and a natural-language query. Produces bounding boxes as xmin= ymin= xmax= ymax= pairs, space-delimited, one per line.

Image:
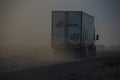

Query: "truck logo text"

xmin=56 ymin=21 xmax=77 ymax=28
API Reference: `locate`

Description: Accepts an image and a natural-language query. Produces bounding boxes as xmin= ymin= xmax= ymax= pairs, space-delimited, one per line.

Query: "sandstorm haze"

xmin=0 ymin=0 xmax=51 ymax=47
xmin=0 ymin=0 xmax=120 ymax=47
xmin=0 ymin=0 xmax=120 ymax=70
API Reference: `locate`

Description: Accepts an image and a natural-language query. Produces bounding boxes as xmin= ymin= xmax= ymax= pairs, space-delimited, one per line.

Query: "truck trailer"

xmin=51 ymin=11 xmax=99 ymax=57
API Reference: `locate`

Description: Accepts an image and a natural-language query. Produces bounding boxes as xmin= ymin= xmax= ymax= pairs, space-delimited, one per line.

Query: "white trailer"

xmin=52 ymin=11 xmax=99 ymax=56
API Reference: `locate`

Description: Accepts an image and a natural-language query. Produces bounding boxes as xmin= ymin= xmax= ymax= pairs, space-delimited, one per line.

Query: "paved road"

xmin=0 ymin=52 xmax=120 ymax=80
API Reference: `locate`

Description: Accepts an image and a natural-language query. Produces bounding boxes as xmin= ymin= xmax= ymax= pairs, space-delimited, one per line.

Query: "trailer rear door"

xmin=52 ymin=11 xmax=82 ymax=48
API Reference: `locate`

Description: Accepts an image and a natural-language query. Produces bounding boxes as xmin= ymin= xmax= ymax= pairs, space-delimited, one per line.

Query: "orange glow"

xmin=75 ymin=45 xmax=80 ymax=48
xmin=53 ymin=45 xmax=62 ymax=48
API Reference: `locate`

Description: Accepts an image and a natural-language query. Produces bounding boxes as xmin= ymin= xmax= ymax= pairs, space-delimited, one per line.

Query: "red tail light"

xmin=53 ymin=45 xmax=59 ymax=48
xmin=75 ymin=45 xmax=80 ymax=48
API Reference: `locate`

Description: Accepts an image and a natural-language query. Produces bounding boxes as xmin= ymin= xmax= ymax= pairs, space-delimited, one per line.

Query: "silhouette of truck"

xmin=51 ymin=11 xmax=99 ymax=56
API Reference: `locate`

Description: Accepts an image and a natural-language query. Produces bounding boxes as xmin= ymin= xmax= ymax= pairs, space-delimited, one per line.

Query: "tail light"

xmin=75 ymin=45 xmax=80 ymax=48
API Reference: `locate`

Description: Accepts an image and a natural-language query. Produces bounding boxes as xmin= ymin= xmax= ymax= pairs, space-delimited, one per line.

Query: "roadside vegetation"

xmin=99 ymin=56 xmax=120 ymax=80
xmin=56 ymin=56 xmax=120 ymax=80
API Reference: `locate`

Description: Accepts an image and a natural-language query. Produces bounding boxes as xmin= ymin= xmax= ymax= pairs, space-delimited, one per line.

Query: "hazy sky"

xmin=0 ymin=0 xmax=120 ymax=47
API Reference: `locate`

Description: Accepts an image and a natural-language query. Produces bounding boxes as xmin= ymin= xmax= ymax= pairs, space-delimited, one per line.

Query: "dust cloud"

xmin=0 ymin=46 xmax=75 ymax=71
xmin=0 ymin=0 xmax=120 ymax=71
xmin=0 ymin=1 xmax=75 ymax=71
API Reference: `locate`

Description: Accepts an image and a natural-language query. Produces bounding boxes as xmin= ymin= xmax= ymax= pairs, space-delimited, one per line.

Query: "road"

xmin=0 ymin=50 xmax=120 ymax=80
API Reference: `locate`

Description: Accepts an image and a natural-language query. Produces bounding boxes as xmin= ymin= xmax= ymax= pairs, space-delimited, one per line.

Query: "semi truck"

xmin=51 ymin=11 xmax=99 ymax=57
